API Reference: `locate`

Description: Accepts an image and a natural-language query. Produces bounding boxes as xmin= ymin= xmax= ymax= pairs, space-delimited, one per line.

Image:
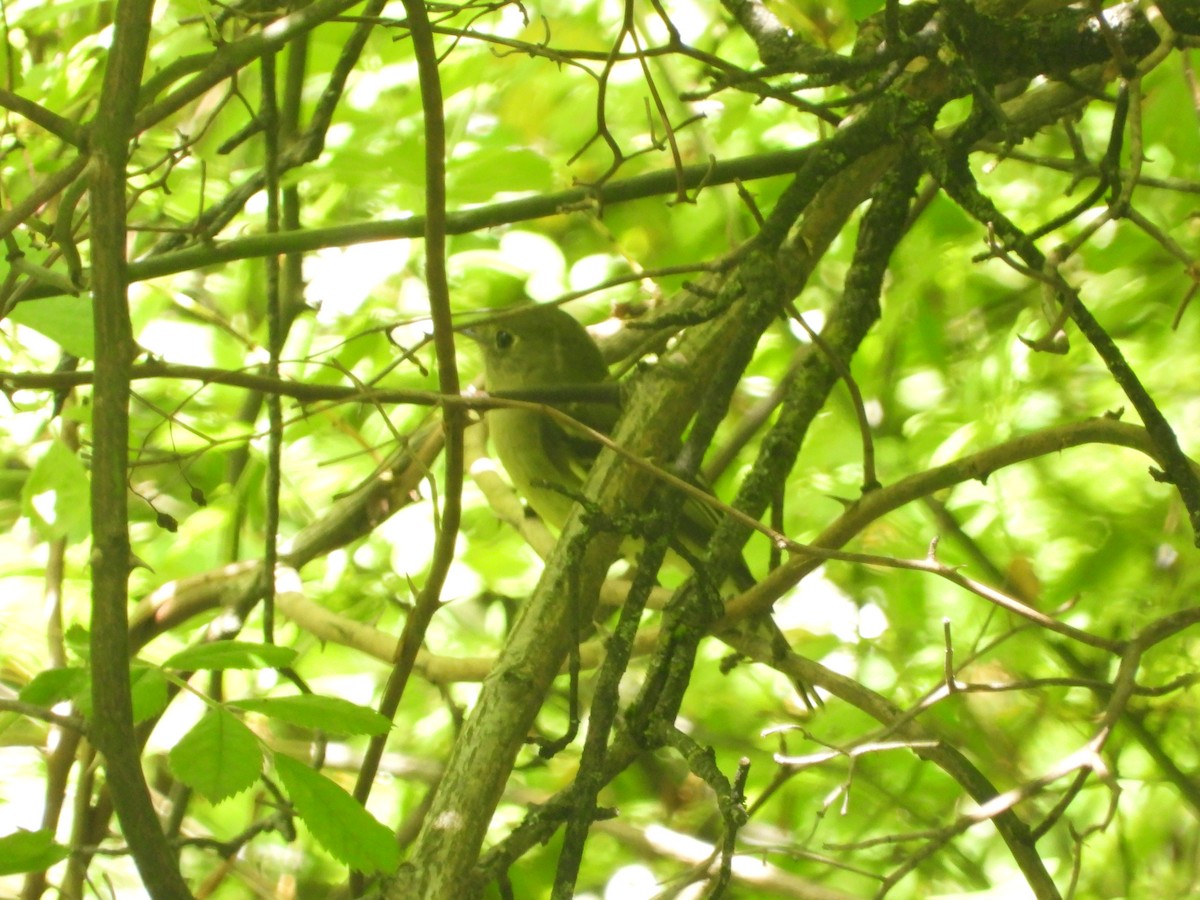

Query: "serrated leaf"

xmin=167 ymin=709 xmax=261 ymax=803
xmin=21 ymin=439 xmax=91 ymax=544
xmin=19 ymin=667 xmax=87 ymax=707
xmin=32 ymin=664 xmax=164 ymax=724
xmin=233 ymin=695 xmax=391 ymax=736
xmin=0 ymin=829 xmax=71 ymax=875
xmin=163 ymin=641 xmax=298 ymax=671
xmin=130 ymin=667 xmax=169 ymax=724
xmin=274 ymin=753 xmax=400 ymax=875
xmin=8 ymin=295 xmax=95 ymax=358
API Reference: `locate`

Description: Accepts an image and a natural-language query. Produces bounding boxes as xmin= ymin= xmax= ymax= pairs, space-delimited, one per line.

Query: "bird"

xmin=464 ymin=304 xmax=817 ymax=709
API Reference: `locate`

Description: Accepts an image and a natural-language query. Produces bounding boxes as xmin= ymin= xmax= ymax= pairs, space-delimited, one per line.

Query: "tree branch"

xmin=87 ymin=0 xmax=192 ymax=894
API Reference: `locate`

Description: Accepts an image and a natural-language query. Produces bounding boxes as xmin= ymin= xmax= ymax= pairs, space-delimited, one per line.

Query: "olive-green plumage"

xmin=467 ymin=305 xmax=620 ymax=531
xmin=469 ymin=304 xmax=737 ymax=577
xmin=466 ymin=304 xmax=816 ymax=708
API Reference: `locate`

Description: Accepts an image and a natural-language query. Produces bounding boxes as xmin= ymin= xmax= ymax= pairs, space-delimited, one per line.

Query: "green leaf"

xmin=64 ymin=625 xmax=90 ymax=661
xmin=450 ymin=148 xmax=552 ymax=203
xmin=274 ymin=753 xmax=400 ymax=875
xmin=163 ymin=641 xmax=298 ymax=671
xmin=233 ymin=695 xmax=391 ymax=736
xmin=45 ymin=666 xmax=166 ymax=723
xmin=0 ymin=829 xmax=71 ymax=875
xmin=19 ymin=667 xmax=87 ymax=707
xmin=846 ymin=0 xmax=884 ymax=18
xmin=8 ymin=295 xmax=95 ymax=358
xmin=130 ymin=667 xmax=169 ymax=724
xmin=21 ymin=439 xmax=91 ymax=544
xmin=167 ymin=709 xmax=262 ymax=803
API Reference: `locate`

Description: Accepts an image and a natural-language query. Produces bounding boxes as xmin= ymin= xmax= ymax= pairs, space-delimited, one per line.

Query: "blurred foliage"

xmin=2 ymin=0 xmax=1199 ymax=897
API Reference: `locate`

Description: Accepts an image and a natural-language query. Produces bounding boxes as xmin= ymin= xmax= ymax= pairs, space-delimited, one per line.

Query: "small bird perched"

xmin=464 ymin=303 xmax=816 ymax=707
xmin=467 ymin=304 xmax=733 ymax=569
xmin=464 ymin=304 xmax=620 ymax=533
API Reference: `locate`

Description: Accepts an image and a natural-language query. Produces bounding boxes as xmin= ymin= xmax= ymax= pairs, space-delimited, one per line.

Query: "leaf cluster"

xmin=1 ymin=0 xmax=1200 ymax=898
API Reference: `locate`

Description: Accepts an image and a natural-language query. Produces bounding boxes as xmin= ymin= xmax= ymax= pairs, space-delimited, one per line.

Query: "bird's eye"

xmin=494 ymin=329 xmax=514 ymax=351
